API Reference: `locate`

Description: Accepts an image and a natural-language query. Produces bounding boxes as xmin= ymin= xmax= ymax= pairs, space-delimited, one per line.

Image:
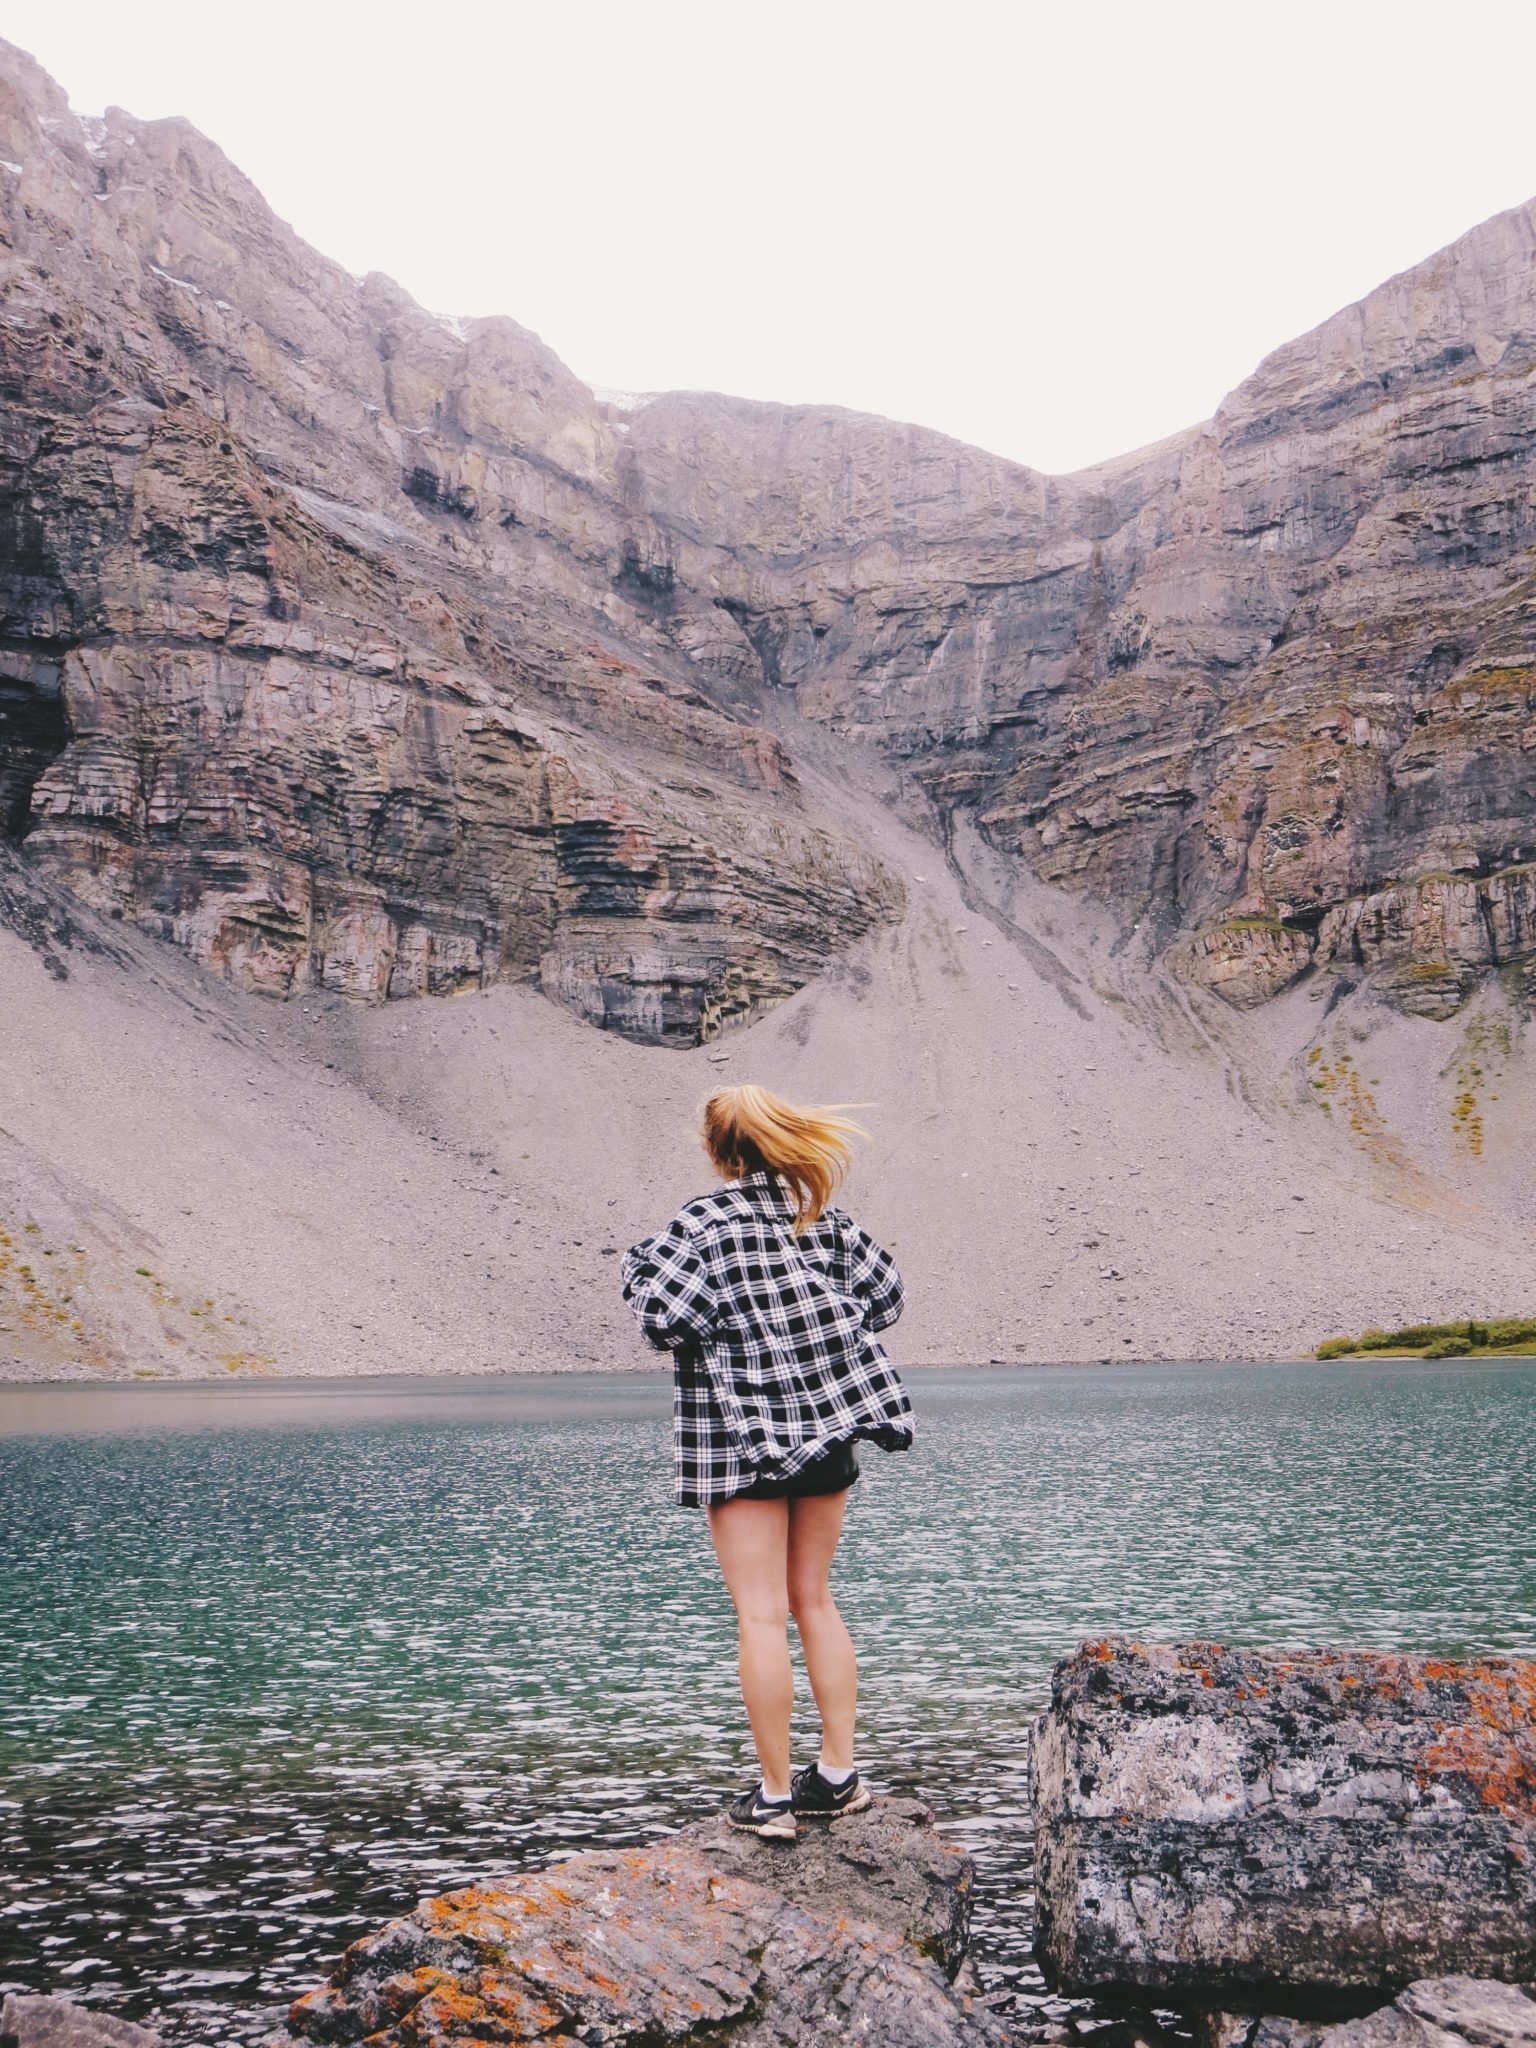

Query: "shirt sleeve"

xmin=620 ymin=1216 xmax=717 ymax=1352
xmin=841 ymin=1214 xmax=905 ymax=1332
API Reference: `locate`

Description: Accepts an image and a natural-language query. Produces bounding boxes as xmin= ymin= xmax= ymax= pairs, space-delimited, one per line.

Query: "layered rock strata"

xmin=1030 ymin=1640 xmax=1536 ymax=2004
xmin=2 ymin=36 xmax=1535 ymax=1032
xmin=0 ymin=42 xmax=900 ymax=1043
xmin=625 ymin=233 xmax=1536 ymax=1023
xmin=274 ymin=1797 xmax=1005 ymax=2047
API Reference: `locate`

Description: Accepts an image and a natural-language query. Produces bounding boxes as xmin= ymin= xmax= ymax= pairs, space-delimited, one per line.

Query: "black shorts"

xmin=734 ymin=1439 xmax=861 ymax=1502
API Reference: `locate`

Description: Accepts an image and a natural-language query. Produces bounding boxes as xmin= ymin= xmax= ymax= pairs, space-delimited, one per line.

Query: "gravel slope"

xmin=2 ymin=761 xmax=1532 ymax=1382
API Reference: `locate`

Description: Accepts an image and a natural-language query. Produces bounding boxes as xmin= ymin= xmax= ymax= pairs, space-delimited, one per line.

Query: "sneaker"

xmin=726 ymin=1784 xmax=798 ymax=1839
xmin=791 ymin=1764 xmax=872 ymax=1818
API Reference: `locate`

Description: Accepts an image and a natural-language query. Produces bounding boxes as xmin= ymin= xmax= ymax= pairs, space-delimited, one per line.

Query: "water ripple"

xmin=0 ymin=1359 xmax=1532 ymax=2044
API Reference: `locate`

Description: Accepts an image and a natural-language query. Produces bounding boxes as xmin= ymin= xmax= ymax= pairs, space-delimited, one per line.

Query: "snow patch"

xmin=433 ymin=311 xmax=473 ymax=343
xmin=149 ymin=263 xmax=202 ymax=295
xmin=0 ymin=161 xmax=23 ymax=177
xmin=591 ymin=385 xmax=656 ymax=415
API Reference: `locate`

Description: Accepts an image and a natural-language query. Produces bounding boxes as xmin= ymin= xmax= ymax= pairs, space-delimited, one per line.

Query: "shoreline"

xmin=4 ymin=1352 xmax=1531 ymax=1437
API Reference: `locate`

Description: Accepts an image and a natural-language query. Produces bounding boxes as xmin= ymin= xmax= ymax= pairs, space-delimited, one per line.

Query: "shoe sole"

xmin=795 ymin=1781 xmax=872 ymax=1820
xmin=727 ymin=1812 xmax=798 ymax=1840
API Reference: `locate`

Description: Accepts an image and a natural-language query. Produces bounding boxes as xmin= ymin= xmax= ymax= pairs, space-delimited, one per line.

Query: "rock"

xmin=679 ymin=1794 xmax=977 ymax=1975
xmin=1200 ymin=2016 xmax=1263 ymax=2048
xmin=1397 ymin=1980 xmax=1536 ymax=2048
xmin=3 ymin=37 xmax=1536 ymax=1029
xmin=1252 ymin=2007 xmax=1455 ymax=2048
xmin=0 ymin=38 xmax=900 ymax=1046
xmin=1030 ymin=1640 xmax=1536 ymax=2003
xmin=0 ymin=1995 xmax=161 ymax=2048
xmin=273 ymin=1797 xmax=1005 ymax=2045
xmin=1234 ymin=1978 xmax=1536 ymax=2048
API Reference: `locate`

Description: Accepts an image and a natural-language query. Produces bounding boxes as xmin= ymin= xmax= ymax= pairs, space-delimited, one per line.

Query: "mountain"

xmin=1 ymin=39 xmax=1532 ymax=1378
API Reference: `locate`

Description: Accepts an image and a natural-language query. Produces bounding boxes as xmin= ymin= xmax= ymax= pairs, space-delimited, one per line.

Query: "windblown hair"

xmin=702 ymin=1084 xmax=867 ymax=1232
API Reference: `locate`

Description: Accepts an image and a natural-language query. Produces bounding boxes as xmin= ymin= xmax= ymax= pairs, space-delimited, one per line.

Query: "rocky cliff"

xmin=620 ymin=230 xmax=1536 ymax=1024
xmin=2 ymin=37 xmax=1533 ymax=1041
xmin=0 ymin=41 xmax=900 ymax=1044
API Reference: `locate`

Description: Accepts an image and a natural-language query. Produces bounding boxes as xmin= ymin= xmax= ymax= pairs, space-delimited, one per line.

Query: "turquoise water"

xmin=1 ymin=1359 xmax=1533 ymax=2043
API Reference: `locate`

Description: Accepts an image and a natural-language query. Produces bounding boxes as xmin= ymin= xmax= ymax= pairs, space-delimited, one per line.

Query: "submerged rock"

xmin=274 ymin=1796 xmax=1006 ymax=2045
xmin=0 ymin=1996 xmax=161 ymax=2048
xmin=1030 ymin=1640 xmax=1536 ymax=2004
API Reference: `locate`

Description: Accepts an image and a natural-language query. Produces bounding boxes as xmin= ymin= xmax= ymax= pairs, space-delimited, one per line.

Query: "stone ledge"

xmin=272 ymin=1794 xmax=1006 ymax=2046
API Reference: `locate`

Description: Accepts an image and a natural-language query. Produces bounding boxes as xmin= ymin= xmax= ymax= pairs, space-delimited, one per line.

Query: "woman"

xmin=621 ymin=1084 xmax=911 ymax=1840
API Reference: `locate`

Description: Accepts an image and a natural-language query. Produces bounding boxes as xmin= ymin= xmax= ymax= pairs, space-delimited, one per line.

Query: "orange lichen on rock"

xmin=1034 ymin=1640 xmax=1536 ymax=2001
xmin=276 ymin=1799 xmax=1003 ymax=2045
xmin=383 ymin=1973 xmax=573 ymax=2047
xmin=1418 ymin=1660 xmax=1536 ymax=1816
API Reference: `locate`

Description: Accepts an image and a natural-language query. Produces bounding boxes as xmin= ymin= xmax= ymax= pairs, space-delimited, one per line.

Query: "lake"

xmin=2 ymin=1359 xmax=1533 ymax=2043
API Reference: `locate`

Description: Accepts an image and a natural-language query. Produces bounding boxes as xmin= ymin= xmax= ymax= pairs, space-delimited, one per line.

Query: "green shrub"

xmin=1315 ymin=1336 xmax=1356 ymax=1359
xmin=1313 ymin=1314 xmax=1536 ymax=1359
xmin=1482 ymin=1317 xmax=1536 ymax=1348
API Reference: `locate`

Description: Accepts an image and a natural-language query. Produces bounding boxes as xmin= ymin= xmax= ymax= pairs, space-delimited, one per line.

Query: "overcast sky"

xmin=8 ymin=1 xmax=1536 ymax=474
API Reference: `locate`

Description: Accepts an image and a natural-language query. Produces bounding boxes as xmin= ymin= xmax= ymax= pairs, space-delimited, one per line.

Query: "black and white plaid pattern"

xmin=621 ymin=1169 xmax=913 ymax=1507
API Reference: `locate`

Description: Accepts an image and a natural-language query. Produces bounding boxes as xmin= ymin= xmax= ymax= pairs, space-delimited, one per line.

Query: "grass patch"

xmin=1317 ymin=1317 xmax=1536 ymax=1360
xmin=1304 ymin=1044 xmax=1408 ymax=1169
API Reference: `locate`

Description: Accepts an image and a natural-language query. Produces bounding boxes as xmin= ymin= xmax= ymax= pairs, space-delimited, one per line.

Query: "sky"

xmin=7 ymin=0 xmax=1536 ymax=475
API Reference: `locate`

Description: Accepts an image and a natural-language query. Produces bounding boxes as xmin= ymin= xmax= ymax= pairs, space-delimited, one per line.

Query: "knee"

xmin=787 ymin=1578 xmax=834 ymax=1624
xmin=735 ymin=1593 xmax=790 ymax=1632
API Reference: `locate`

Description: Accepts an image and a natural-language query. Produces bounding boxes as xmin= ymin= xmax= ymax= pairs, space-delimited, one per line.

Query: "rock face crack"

xmin=0 ymin=654 xmax=69 ymax=841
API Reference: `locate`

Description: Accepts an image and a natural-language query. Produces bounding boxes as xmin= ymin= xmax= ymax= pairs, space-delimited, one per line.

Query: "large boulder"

xmin=273 ymin=1796 xmax=1007 ymax=2046
xmin=1030 ymin=1640 xmax=1536 ymax=2004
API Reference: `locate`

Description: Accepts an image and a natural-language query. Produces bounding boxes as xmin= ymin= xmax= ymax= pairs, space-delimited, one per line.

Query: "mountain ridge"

xmin=1 ymin=39 xmax=1534 ymax=1378
xmin=5 ymin=36 xmax=1532 ymax=1037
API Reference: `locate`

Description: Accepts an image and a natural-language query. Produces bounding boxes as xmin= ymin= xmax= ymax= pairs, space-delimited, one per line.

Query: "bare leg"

xmin=786 ymin=1488 xmax=857 ymax=1772
xmin=707 ymin=1496 xmax=792 ymax=1800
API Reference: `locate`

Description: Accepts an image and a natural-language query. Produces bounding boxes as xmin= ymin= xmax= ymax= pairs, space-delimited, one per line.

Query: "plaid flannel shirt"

xmin=621 ymin=1169 xmax=913 ymax=1507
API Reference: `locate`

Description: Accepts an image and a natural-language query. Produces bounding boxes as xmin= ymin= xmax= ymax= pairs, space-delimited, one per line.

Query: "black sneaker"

xmin=791 ymin=1764 xmax=872 ymax=1818
xmin=726 ymin=1784 xmax=798 ymax=1839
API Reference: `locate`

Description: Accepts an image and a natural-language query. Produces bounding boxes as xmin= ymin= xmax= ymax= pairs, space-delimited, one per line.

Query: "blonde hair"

xmin=702 ymin=1084 xmax=867 ymax=1231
